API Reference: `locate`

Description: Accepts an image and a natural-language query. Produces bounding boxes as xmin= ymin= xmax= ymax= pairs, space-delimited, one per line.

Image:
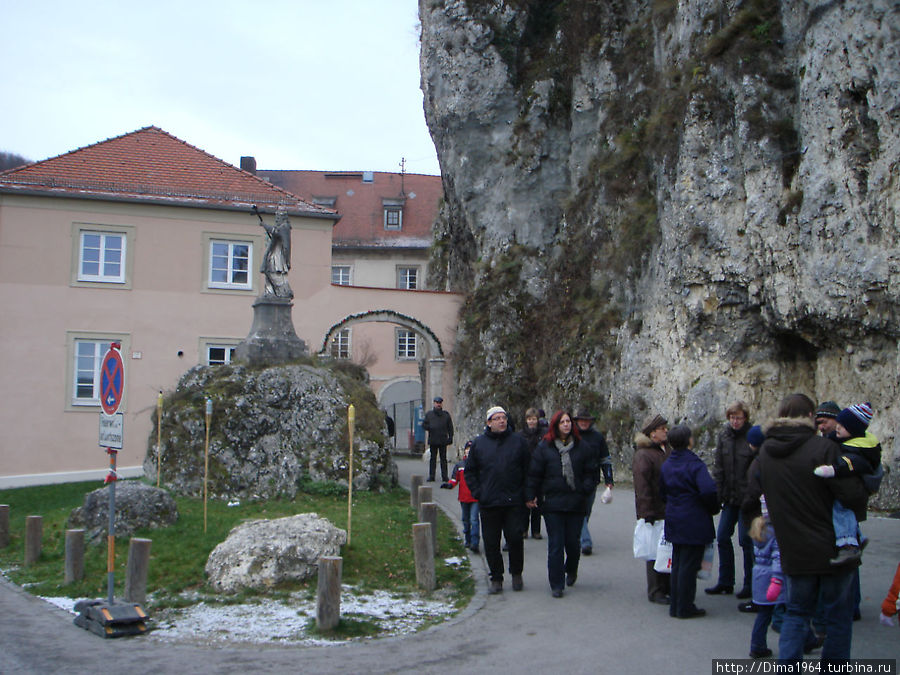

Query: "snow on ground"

xmin=43 ymin=582 xmax=460 ymax=646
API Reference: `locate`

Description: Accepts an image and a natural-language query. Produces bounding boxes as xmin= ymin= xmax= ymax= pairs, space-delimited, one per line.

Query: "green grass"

xmin=0 ymin=480 xmax=473 ymax=613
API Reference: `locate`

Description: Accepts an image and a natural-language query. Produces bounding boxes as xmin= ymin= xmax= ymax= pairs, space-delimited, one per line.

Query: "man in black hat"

xmin=573 ymin=409 xmax=614 ymax=555
xmin=423 ymin=396 xmax=454 ymax=482
xmin=815 ymin=400 xmax=841 ymax=439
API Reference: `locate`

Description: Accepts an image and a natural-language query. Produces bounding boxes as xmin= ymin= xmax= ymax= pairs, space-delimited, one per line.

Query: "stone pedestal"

xmin=235 ymin=296 xmax=308 ymax=366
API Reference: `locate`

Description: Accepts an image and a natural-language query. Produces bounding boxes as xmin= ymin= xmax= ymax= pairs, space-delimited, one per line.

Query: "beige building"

xmin=0 ymin=127 xmax=461 ymax=487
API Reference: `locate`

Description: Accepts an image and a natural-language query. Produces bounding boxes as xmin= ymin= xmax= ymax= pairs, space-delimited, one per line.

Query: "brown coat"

xmin=632 ymin=432 xmax=669 ymax=522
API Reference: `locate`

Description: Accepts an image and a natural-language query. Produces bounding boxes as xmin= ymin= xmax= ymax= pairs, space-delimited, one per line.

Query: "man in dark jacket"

xmin=759 ymin=393 xmax=868 ymax=663
xmin=573 ymin=409 xmax=614 ymax=555
xmin=423 ymin=396 xmax=453 ymax=482
xmin=465 ymin=405 xmax=530 ymax=594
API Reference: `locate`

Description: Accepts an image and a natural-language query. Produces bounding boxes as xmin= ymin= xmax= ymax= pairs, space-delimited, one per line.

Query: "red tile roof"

xmin=0 ymin=126 xmax=335 ymax=218
xmin=259 ymin=169 xmax=442 ymax=248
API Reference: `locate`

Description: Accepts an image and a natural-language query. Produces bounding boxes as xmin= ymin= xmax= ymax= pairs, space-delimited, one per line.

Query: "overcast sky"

xmin=1 ymin=1 xmax=440 ymax=175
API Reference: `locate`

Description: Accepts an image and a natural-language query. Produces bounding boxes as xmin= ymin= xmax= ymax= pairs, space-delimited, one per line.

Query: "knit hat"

xmin=573 ymin=409 xmax=595 ymax=421
xmin=641 ymin=413 xmax=668 ymax=436
xmin=485 ymin=406 xmax=507 ymax=422
xmin=746 ymin=425 xmax=765 ymax=449
xmin=815 ymin=401 xmax=841 ymax=420
xmin=835 ymin=402 xmax=873 ymax=438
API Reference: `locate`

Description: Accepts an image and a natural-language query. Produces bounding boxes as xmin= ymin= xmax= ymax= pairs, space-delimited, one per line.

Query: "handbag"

xmin=653 ymin=531 xmax=673 ymax=573
xmin=633 ymin=518 xmax=665 ymax=560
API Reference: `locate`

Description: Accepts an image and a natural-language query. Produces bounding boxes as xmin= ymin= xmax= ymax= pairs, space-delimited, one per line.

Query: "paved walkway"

xmin=1 ymin=456 xmax=897 ymax=674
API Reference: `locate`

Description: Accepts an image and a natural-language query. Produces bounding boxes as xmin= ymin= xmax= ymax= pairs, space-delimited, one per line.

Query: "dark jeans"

xmin=519 ymin=504 xmax=541 ymax=536
xmin=751 ymin=604 xmax=776 ymax=651
xmin=716 ymin=504 xmax=754 ymax=589
xmin=460 ymin=501 xmax=480 ymax=548
xmin=428 ymin=444 xmax=448 ymax=481
xmin=779 ymin=569 xmax=855 ymax=663
xmin=580 ymin=487 xmax=596 ymax=548
xmin=479 ymin=506 xmax=524 ymax=582
xmin=670 ymin=543 xmax=705 ymax=617
xmin=543 ymin=511 xmax=582 ymax=591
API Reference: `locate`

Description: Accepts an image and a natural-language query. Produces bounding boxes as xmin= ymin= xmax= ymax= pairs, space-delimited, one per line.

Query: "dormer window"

xmin=382 ymin=197 xmax=405 ymax=231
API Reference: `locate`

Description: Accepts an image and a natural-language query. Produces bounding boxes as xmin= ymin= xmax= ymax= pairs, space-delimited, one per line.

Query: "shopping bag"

xmin=697 ymin=542 xmax=715 ymax=579
xmin=599 ymin=486 xmax=613 ymax=504
xmin=654 ymin=532 xmax=673 ymax=573
xmin=633 ymin=519 xmax=664 ymax=560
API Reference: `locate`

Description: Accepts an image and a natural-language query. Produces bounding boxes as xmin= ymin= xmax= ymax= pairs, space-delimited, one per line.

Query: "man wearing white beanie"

xmin=465 ymin=405 xmax=531 ymax=594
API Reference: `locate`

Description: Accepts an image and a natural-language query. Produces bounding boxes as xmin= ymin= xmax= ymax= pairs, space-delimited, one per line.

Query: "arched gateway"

xmin=319 ymin=309 xmax=447 ymax=403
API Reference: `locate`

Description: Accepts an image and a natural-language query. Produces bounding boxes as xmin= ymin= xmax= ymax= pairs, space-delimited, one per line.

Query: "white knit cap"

xmin=485 ymin=406 xmax=507 ymax=422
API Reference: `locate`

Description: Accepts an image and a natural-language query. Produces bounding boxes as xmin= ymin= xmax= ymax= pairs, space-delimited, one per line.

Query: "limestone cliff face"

xmin=419 ymin=0 xmax=900 ymax=503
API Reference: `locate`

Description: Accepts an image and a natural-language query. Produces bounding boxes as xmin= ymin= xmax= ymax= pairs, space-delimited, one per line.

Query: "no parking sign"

xmin=99 ymin=344 xmax=124 ymax=416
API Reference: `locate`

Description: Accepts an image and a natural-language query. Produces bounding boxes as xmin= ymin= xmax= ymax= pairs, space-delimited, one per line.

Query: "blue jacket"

xmin=751 ymin=522 xmax=784 ymax=606
xmin=660 ymin=448 xmax=720 ymax=545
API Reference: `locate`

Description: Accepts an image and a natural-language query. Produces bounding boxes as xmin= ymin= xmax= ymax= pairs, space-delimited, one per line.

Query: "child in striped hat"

xmin=813 ymin=402 xmax=883 ymax=565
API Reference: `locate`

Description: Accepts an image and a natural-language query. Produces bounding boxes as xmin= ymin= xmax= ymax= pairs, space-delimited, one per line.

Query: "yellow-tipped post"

xmin=347 ymin=404 xmax=355 ymax=546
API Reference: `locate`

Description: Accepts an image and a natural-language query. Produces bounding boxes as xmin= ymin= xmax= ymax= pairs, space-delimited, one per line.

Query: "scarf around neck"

xmin=555 ymin=437 xmax=576 ymax=490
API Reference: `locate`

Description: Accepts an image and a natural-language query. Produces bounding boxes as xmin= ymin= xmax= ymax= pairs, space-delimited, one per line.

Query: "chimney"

xmin=240 ymin=156 xmax=257 ymax=175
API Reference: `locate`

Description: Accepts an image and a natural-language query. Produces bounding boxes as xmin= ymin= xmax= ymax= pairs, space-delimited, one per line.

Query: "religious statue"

xmin=254 ymin=205 xmax=293 ymax=299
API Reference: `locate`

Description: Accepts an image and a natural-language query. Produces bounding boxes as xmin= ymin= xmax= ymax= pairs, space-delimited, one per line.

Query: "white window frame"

xmin=66 ymin=331 xmax=130 ymax=410
xmin=207 ymin=345 xmax=237 ymax=365
xmin=209 ymin=239 xmax=253 ymax=290
xmin=332 ymin=265 xmax=352 ymax=286
xmin=396 ymin=329 xmax=417 ymax=360
xmin=397 ymin=266 xmax=419 ymax=290
xmin=78 ymin=231 xmax=126 ymax=283
xmin=330 ymin=328 xmax=351 ymax=359
xmin=384 ymin=207 xmax=402 ymax=230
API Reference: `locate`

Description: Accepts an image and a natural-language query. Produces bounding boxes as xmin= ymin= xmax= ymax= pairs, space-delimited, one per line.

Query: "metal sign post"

xmin=204 ymin=397 xmax=212 ymax=533
xmin=74 ymin=343 xmax=150 ymax=638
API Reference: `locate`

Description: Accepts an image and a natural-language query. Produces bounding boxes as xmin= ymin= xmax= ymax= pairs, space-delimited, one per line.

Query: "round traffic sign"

xmin=100 ymin=346 xmax=125 ymax=415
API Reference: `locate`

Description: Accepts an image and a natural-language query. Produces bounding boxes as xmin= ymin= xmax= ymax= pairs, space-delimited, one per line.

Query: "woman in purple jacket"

xmin=660 ymin=425 xmax=721 ymax=619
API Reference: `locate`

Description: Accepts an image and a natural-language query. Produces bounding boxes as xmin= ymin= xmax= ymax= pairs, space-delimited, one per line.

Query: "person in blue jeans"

xmin=707 ymin=401 xmax=755 ymax=598
xmin=758 ymin=393 xmax=867 ymax=664
xmin=442 ymin=441 xmax=479 ymax=553
xmin=573 ymin=410 xmax=613 ymax=555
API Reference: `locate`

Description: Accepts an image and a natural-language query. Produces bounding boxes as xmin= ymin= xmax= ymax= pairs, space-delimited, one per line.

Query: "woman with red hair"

xmin=526 ymin=410 xmax=598 ymax=597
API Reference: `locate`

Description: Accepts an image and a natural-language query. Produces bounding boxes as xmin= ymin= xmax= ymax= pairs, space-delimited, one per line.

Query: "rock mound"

xmin=68 ymin=481 xmax=178 ymax=544
xmin=205 ymin=513 xmax=346 ymax=592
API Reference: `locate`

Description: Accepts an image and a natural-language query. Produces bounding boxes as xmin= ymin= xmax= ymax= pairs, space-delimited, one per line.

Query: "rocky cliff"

xmin=419 ymin=0 xmax=899 ymax=505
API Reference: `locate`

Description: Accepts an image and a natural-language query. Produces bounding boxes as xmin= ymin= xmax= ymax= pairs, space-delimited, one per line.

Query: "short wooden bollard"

xmin=24 ymin=515 xmax=42 ymax=566
xmin=317 ymin=556 xmax=342 ymax=630
xmin=413 ymin=523 xmax=435 ymax=591
xmin=64 ymin=529 xmax=85 ymax=584
xmin=124 ymin=538 xmax=152 ymax=603
xmin=0 ymin=505 xmax=9 ymax=548
xmin=410 ymin=474 xmax=424 ymax=510
xmin=418 ymin=502 xmax=438 ymax=553
xmin=417 ymin=485 xmax=432 ymax=511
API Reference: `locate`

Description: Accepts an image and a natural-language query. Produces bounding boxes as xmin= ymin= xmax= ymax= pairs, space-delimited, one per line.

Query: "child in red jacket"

xmin=441 ymin=441 xmax=479 ymax=553
xmin=880 ymin=562 xmax=900 ymax=626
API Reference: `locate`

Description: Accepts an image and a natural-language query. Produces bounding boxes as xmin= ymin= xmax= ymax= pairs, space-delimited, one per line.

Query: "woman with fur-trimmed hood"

xmin=632 ymin=413 xmax=671 ymax=604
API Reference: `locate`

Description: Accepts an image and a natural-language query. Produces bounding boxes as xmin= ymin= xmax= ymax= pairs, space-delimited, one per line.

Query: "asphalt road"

xmin=1 ymin=456 xmax=897 ymax=674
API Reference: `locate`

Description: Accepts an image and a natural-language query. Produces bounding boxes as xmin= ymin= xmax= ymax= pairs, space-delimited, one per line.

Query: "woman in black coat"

xmin=526 ymin=410 xmax=598 ymax=597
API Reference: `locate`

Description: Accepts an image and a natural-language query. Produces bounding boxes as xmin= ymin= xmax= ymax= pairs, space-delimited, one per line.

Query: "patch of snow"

xmin=42 ymin=587 xmax=457 ymax=646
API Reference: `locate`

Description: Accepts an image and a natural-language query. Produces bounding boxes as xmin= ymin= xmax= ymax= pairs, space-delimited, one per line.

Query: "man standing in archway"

xmin=423 ymin=396 xmax=454 ymax=482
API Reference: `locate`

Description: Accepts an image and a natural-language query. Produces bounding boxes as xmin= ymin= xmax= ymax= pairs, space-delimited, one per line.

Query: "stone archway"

xmin=319 ymin=310 xmax=446 ymax=402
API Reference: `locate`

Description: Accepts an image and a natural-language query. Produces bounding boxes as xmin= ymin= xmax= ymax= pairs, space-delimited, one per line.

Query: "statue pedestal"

xmin=235 ymin=296 xmax=308 ymax=366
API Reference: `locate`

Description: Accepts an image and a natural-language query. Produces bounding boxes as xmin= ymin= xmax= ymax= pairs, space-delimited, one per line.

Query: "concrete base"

xmin=235 ymin=296 xmax=308 ymax=366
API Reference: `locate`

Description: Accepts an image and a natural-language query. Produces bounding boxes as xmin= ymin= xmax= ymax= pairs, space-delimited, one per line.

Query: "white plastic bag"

xmin=633 ymin=519 xmax=664 ymax=560
xmin=599 ymin=486 xmax=613 ymax=504
xmin=654 ymin=532 xmax=673 ymax=573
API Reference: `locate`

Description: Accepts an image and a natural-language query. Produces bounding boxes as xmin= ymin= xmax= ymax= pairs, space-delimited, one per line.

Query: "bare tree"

xmin=353 ymin=336 xmax=378 ymax=369
xmin=0 ymin=151 xmax=30 ymax=171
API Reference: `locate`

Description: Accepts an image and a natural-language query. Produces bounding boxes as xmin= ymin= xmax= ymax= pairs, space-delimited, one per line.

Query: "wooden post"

xmin=417 ymin=485 xmax=432 ymax=511
xmin=419 ymin=502 xmax=438 ymax=554
xmin=64 ymin=529 xmax=85 ymax=584
xmin=413 ymin=523 xmax=435 ymax=591
xmin=317 ymin=556 xmax=342 ymax=631
xmin=24 ymin=515 xmax=42 ymax=566
xmin=0 ymin=504 xmax=9 ymax=548
xmin=410 ymin=474 xmax=423 ymax=510
xmin=124 ymin=538 xmax=152 ymax=604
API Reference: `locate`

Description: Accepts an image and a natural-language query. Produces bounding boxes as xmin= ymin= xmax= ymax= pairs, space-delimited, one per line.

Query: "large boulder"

xmin=68 ymin=481 xmax=178 ymax=544
xmin=146 ymin=361 xmax=398 ymax=499
xmin=205 ymin=513 xmax=346 ymax=593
